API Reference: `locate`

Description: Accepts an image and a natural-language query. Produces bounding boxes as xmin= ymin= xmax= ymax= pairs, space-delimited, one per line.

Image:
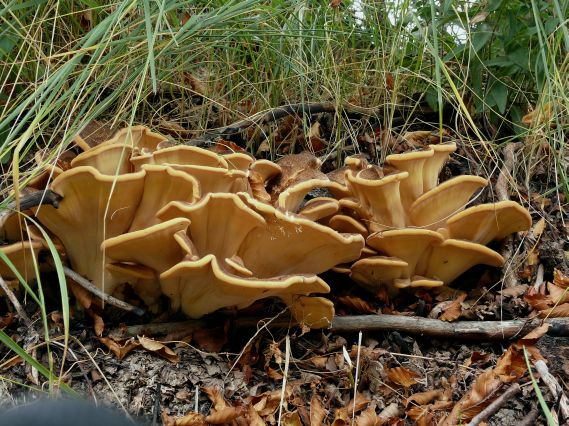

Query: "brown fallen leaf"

xmin=355 ymin=403 xmax=382 ymax=426
xmin=386 ymin=367 xmax=421 ymax=388
xmin=282 ymin=411 xmax=303 ymax=426
xmin=439 ymin=293 xmax=467 ymax=322
xmin=310 ymin=394 xmax=327 ymax=425
xmin=99 ymin=337 xmax=139 ymax=360
xmin=404 ymin=390 xmax=444 ymax=407
xmin=553 ymin=269 xmax=569 ymax=288
xmin=337 ymin=295 xmax=377 ymax=314
xmin=175 ymin=412 xmax=207 ymax=426
xmin=206 ymin=406 xmax=243 ymax=424
xmin=538 ymin=303 xmax=569 ymax=318
xmin=138 ymin=336 xmax=180 ymax=363
xmin=246 ymin=404 xmax=266 ymax=426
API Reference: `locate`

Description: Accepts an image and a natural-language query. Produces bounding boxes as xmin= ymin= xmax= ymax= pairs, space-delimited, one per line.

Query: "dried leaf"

xmin=246 ymin=404 xmax=266 ymax=426
xmin=310 ymin=395 xmax=327 ymax=425
xmin=338 ymin=295 xmax=376 ymax=314
xmin=548 ymin=282 xmax=569 ymax=305
xmin=404 ymin=390 xmax=444 ymax=407
xmin=463 ymin=351 xmax=492 ymax=368
xmin=386 ymin=367 xmax=421 ymax=388
xmin=99 ymin=337 xmax=139 ymax=360
xmin=93 ymin=313 xmax=105 ymax=337
xmin=499 ymin=284 xmax=529 ymax=298
xmin=282 ymin=411 xmax=303 ymax=426
xmin=330 ymin=0 xmax=342 ymax=7
xmin=138 ymin=336 xmax=180 ymax=363
xmin=439 ymin=293 xmax=467 ymax=322
xmin=538 ymin=303 xmax=569 ymax=318
xmin=204 ymin=387 xmax=228 ymax=411
xmin=206 ymin=406 xmax=243 ymax=424
xmin=521 ymin=323 xmax=550 ymax=341
xmin=355 ymin=403 xmax=382 ymax=426
xmin=553 ymin=269 xmax=569 ymax=288
xmin=175 ymin=412 xmax=207 ymax=426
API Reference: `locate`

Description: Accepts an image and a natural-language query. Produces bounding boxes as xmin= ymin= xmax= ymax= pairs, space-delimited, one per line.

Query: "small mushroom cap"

xmin=34 ymin=166 xmax=146 ymax=291
xmin=271 ymin=151 xmax=327 ymax=195
xmin=102 ymin=218 xmax=191 ymax=274
xmin=285 ymin=296 xmax=334 ymax=329
xmin=106 ymin=263 xmax=155 ymax=281
xmin=223 ymin=153 xmax=254 ymax=171
xmin=409 ymin=276 xmax=444 ymax=288
xmin=0 ymin=240 xmax=43 ymax=281
xmin=409 ymin=175 xmax=488 ymax=229
xmin=445 ymin=201 xmax=532 ymax=244
xmin=424 ymin=239 xmax=504 ymax=284
xmin=70 ymin=144 xmax=133 ymax=175
xmin=100 ymin=126 xmax=168 ymax=152
xmin=328 ymin=214 xmax=369 ymax=237
xmin=160 ymin=254 xmax=330 ymax=318
xmin=277 ymin=179 xmax=345 ymax=213
xmin=422 ymin=142 xmax=457 ymax=192
xmin=128 ymin=165 xmax=200 ymax=231
xmin=298 ymin=197 xmax=340 ymax=222
xmin=27 ymin=165 xmax=64 ymax=190
xmin=350 ymin=256 xmax=408 ymax=292
xmin=386 ymin=148 xmax=434 ymax=209
xmin=169 ymin=164 xmax=248 ymax=195
xmin=152 ymin=145 xmax=228 ymax=168
xmin=250 ymin=159 xmax=282 ymax=182
xmin=367 ymin=229 xmax=444 ymax=276
xmin=346 ymin=169 xmax=409 ymax=231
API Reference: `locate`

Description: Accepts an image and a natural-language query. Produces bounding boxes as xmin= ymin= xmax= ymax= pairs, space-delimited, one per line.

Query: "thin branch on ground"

xmin=0 ymin=275 xmax=32 ymax=326
xmin=62 ymin=266 xmax=145 ymax=316
xmin=111 ymin=315 xmax=569 ymax=341
xmin=467 ymin=383 xmax=521 ymax=426
xmin=534 ymin=359 xmax=569 ymax=421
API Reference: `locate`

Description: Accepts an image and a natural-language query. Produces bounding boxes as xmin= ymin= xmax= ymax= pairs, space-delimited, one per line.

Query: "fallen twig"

xmin=0 ymin=274 xmax=32 ymax=326
xmin=62 ymin=266 xmax=145 ymax=317
xmin=112 ymin=314 xmax=569 ymax=341
xmin=1 ymin=190 xmax=62 ymax=215
xmin=534 ymin=359 xmax=569 ymax=421
xmin=184 ymin=102 xmax=402 ymax=147
xmin=466 ymin=383 xmax=521 ymax=426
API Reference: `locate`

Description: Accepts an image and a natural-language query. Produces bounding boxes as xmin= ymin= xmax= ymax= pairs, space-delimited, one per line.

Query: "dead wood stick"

xmin=0 ymin=274 xmax=32 ymax=326
xmin=62 ymin=266 xmax=145 ymax=317
xmin=184 ymin=102 xmax=400 ymax=146
xmin=112 ymin=315 xmax=569 ymax=341
xmin=467 ymin=383 xmax=521 ymax=426
xmin=1 ymin=190 xmax=62 ymax=214
xmin=534 ymin=359 xmax=569 ymax=421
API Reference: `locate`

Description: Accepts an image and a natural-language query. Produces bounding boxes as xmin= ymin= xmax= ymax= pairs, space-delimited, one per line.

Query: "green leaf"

xmin=471 ymin=28 xmax=493 ymax=52
xmin=487 ymin=80 xmax=508 ymax=114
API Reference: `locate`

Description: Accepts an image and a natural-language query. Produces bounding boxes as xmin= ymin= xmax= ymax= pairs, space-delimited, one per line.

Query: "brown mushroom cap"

xmin=284 ymin=296 xmax=334 ymax=328
xmin=34 ymin=166 xmax=146 ymax=292
xmin=250 ymin=159 xmax=282 ymax=182
xmin=422 ymin=143 xmax=457 ymax=192
xmin=367 ymin=229 xmax=444 ymax=276
xmin=408 ymin=276 xmax=444 ymax=288
xmin=445 ymin=200 xmax=532 ymax=244
xmin=168 ymin=164 xmax=249 ymax=195
xmin=160 ymin=254 xmax=330 ymax=319
xmin=423 ymin=239 xmax=504 ymax=284
xmin=345 ymin=168 xmax=409 ymax=231
xmin=238 ymin=194 xmax=365 ymax=278
xmin=328 ymin=214 xmax=369 ymax=237
xmin=128 ymin=165 xmax=200 ymax=231
xmin=277 ymin=179 xmax=346 ymax=213
xmin=350 ymin=256 xmax=408 ymax=293
xmin=153 ymin=145 xmax=228 ymax=168
xmin=298 ymin=197 xmax=340 ymax=222
xmin=70 ymin=144 xmax=133 ymax=175
xmin=271 ymin=151 xmax=327 ymax=196
xmin=223 ymin=153 xmax=254 ymax=171
xmin=386 ymin=148 xmax=434 ymax=209
xmin=408 ymin=175 xmax=488 ymax=229
xmin=99 ymin=126 xmax=168 ymax=151
xmin=0 ymin=240 xmax=43 ymax=282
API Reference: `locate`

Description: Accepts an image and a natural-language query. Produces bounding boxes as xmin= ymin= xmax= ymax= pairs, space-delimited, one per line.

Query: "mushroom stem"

xmin=61 ymin=265 xmax=145 ymax=316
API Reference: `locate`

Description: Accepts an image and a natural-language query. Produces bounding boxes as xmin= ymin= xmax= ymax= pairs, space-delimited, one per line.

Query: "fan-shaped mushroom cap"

xmin=386 ymin=148 xmax=434 ymax=209
xmin=409 ymin=175 xmax=488 ymax=229
xmin=157 ymin=193 xmax=266 ymax=261
xmin=367 ymin=229 xmax=444 ymax=276
xmin=445 ymin=201 xmax=532 ymax=244
xmin=409 ymin=276 xmax=444 ymax=288
xmin=100 ymin=126 xmax=168 ymax=151
xmin=70 ymin=144 xmax=133 ymax=175
xmin=0 ymin=241 xmax=43 ymax=282
xmin=328 ymin=214 xmax=369 ymax=238
xmin=223 ymin=153 xmax=254 ymax=171
xmin=106 ymin=263 xmax=160 ymax=308
xmin=298 ymin=197 xmax=340 ymax=222
xmin=153 ymin=145 xmax=228 ymax=168
xmin=424 ymin=239 xmax=504 ymax=284
xmin=160 ymin=254 xmax=330 ymax=319
xmin=250 ymin=159 xmax=282 ymax=182
xmin=34 ymin=167 xmax=146 ymax=293
xmin=27 ymin=165 xmax=64 ymax=191
xmin=169 ymin=164 xmax=249 ymax=195
xmin=345 ymin=168 xmax=408 ymax=231
xmin=238 ymin=194 xmax=365 ymax=278
xmin=271 ymin=151 xmax=327 ymax=195
xmin=277 ymin=179 xmax=346 ymax=213
xmin=103 ymin=218 xmax=191 ymax=274
xmin=350 ymin=256 xmax=408 ymax=292
xmin=422 ymin=143 xmax=457 ymax=192
xmin=128 ymin=165 xmax=199 ymax=231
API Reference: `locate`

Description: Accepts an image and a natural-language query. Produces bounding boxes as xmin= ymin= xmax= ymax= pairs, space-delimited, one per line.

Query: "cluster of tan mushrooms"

xmin=0 ymin=126 xmax=531 ymax=328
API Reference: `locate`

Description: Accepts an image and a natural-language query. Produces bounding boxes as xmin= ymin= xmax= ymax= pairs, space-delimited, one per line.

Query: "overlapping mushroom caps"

xmin=273 ymin=144 xmax=531 ymax=294
xmin=0 ymin=126 xmax=365 ymax=328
